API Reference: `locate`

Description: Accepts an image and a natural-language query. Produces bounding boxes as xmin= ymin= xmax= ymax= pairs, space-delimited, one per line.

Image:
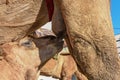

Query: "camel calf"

xmin=40 ymin=52 xmax=88 ymax=80
xmin=40 ymin=53 xmax=77 ymax=80
xmin=0 ymin=35 xmax=63 ymax=80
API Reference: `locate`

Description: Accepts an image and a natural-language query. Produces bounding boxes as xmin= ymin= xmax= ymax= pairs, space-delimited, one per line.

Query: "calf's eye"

xmin=19 ymin=39 xmax=35 ymax=49
xmin=22 ymin=41 xmax=32 ymax=47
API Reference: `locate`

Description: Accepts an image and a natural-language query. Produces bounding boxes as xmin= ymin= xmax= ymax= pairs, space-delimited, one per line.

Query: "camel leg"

xmin=56 ymin=0 xmax=120 ymax=80
xmin=52 ymin=0 xmax=66 ymax=38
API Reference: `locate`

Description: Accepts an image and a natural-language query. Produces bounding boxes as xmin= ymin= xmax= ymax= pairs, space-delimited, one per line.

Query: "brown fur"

xmin=0 ymin=0 xmax=49 ymax=44
xmin=40 ymin=54 xmax=88 ymax=80
xmin=54 ymin=0 xmax=120 ymax=80
xmin=0 ymin=35 xmax=63 ymax=80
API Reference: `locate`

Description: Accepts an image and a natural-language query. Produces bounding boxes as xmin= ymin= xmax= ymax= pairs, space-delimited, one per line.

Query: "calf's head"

xmin=0 ymin=35 xmax=63 ymax=80
xmin=32 ymin=35 xmax=64 ymax=65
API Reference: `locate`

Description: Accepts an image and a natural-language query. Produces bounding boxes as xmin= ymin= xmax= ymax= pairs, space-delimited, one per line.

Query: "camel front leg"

xmin=57 ymin=0 xmax=120 ymax=80
xmin=52 ymin=0 xmax=66 ymax=38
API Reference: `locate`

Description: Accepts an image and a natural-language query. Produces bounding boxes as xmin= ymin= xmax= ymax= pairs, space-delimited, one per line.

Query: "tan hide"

xmin=55 ymin=0 xmax=120 ymax=80
xmin=0 ymin=0 xmax=49 ymax=44
xmin=0 ymin=35 xmax=63 ymax=80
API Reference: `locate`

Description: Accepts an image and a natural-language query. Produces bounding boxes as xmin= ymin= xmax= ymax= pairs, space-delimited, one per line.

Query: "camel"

xmin=0 ymin=35 xmax=63 ymax=80
xmin=0 ymin=0 xmax=120 ymax=80
xmin=0 ymin=0 xmax=50 ymax=44
xmin=40 ymin=52 xmax=88 ymax=80
xmin=33 ymin=28 xmax=87 ymax=80
xmin=52 ymin=0 xmax=120 ymax=80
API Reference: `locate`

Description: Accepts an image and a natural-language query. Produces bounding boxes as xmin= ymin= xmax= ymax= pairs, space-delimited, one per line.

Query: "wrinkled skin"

xmin=0 ymin=0 xmax=49 ymax=44
xmin=1 ymin=0 xmax=120 ymax=80
xmin=53 ymin=0 xmax=120 ymax=80
xmin=0 ymin=35 xmax=63 ymax=80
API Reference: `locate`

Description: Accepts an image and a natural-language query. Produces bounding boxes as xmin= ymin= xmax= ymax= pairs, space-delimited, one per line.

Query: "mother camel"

xmin=0 ymin=0 xmax=120 ymax=80
xmin=53 ymin=0 xmax=120 ymax=80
